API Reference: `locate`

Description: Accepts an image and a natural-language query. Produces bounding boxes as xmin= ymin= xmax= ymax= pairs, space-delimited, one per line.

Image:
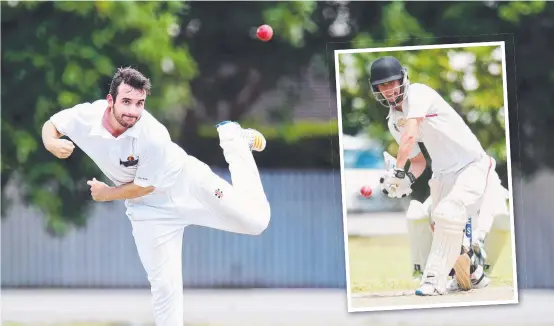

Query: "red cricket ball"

xmin=360 ymin=186 xmax=373 ymax=198
xmin=256 ymin=24 xmax=273 ymax=42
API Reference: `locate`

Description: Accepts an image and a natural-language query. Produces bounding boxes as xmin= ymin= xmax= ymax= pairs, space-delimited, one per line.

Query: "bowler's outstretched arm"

xmin=42 ymin=120 xmax=64 ymax=141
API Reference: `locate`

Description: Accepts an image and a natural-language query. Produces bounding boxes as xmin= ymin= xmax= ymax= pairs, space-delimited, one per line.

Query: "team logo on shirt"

xmin=397 ymin=117 xmax=406 ymax=127
xmin=214 ymin=188 xmax=223 ymax=199
xmin=120 ymin=155 xmax=139 ymax=167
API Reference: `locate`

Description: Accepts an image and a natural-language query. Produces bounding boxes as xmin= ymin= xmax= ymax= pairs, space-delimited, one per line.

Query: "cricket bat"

xmin=383 ymin=151 xmax=398 ymax=192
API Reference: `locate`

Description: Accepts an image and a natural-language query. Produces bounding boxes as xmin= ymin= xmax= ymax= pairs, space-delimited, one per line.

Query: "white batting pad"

xmin=423 ymin=200 xmax=467 ymax=294
xmin=406 ymin=200 xmax=433 ymax=267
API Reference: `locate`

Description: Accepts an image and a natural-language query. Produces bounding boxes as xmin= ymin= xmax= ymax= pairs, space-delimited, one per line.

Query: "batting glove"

xmin=380 ymin=168 xmax=416 ymax=198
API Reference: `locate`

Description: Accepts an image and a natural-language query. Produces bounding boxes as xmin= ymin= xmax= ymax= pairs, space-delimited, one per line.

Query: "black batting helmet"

xmin=369 ymin=56 xmax=409 ymax=107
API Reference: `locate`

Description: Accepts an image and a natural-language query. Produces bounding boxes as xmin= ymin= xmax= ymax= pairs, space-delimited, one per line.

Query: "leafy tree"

xmin=174 ymin=1 xmax=332 ymax=141
xmin=1 ymin=1 xmax=328 ymax=235
xmin=1 ymin=1 xmax=196 ymax=234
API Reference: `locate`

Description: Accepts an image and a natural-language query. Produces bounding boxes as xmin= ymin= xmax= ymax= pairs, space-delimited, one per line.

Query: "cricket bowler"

xmin=41 ymin=67 xmax=271 ymax=325
xmin=369 ymin=56 xmax=504 ymax=296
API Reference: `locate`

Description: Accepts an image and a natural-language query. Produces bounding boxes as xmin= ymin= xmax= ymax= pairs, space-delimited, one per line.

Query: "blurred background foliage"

xmin=1 ymin=1 xmax=553 ymax=234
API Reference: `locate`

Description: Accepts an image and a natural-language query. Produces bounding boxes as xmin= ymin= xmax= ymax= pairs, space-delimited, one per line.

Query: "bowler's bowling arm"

xmin=102 ymin=182 xmax=155 ymax=201
xmin=104 ymin=143 xmax=164 ymax=201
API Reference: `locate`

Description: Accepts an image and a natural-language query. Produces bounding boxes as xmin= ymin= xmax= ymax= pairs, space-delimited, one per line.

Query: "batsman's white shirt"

xmin=50 ymin=99 xmax=187 ymax=220
xmin=386 ymin=83 xmax=487 ymax=174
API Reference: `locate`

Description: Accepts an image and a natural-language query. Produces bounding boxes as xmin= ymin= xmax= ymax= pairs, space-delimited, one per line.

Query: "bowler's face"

xmin=108 ymin=83 xmax=147 ymax=128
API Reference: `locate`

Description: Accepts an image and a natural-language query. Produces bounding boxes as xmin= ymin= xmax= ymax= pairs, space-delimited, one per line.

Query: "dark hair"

xmin=109 ymin=67 xmax=152 ymax=100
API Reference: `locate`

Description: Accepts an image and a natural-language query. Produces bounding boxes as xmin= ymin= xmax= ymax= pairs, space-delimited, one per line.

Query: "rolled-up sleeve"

xmin=49 ymin=103 xmax=88 ymax=137
xmin=404 ymin=84 xmax=435 ymax=120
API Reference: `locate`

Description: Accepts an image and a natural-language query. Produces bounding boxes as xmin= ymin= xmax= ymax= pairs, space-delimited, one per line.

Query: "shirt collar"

xmin=90 ymin=107 xmax=143 ymax=139
xmin=386 ymin=106 xmax=393 ymax=119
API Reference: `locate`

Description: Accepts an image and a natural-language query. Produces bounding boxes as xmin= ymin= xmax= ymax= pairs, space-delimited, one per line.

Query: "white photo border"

xmin=334 ymin=41 xmax=519 ymax=313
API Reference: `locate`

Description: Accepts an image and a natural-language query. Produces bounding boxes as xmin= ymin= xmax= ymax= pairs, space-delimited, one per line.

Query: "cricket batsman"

xmin=404 ymin=170 xmax=511 ymax=292
xmin=41 ymin=67 xmax=271 ymax=326
xmin=369 ymin=56 xmax=506 ymax=296
xmin=382 ymin=150 xmax=511 ymax=292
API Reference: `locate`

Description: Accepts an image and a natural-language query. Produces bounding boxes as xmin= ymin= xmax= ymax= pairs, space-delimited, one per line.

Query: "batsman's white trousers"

xmin=407 ymin=156 xmax=509 ymax=270
xmin=127 ymin=134 xmax=271 ymax=326
xmin=430 ymin=155 xmax=494 ymax=222
xmin=422 ymin=155 xmax=494 ymax=290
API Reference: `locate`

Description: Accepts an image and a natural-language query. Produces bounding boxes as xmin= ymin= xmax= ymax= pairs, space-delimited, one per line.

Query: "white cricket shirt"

xmin=386 ymin=83 xmax=487 ymax=174
xmin=49 ymin=100 xmax=186 ymax=217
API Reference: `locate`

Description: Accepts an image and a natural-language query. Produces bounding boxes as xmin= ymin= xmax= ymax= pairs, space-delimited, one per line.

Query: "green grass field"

xmin=347 ymin=235 xmax=515 ymax=293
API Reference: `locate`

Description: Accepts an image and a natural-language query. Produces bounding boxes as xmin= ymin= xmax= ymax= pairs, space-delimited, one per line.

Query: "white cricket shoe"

xmin=216 ymin=121 xmax=266 ymax=152
xmin=447 ymin=264 xmax=490 ymax=292
xmin=415 ymin=274 xmax=444 ymax=296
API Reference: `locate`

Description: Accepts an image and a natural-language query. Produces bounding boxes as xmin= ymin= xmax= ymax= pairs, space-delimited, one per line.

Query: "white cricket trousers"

xmin=430 ymin=155 xmax=494 ymax=222
xmin=423 ymin=155 xmax=494 ymax=291
xmin=130 ymin=130 xmax=271 ymax=326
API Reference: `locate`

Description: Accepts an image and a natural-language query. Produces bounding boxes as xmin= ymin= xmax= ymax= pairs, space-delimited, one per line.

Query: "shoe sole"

xmin=415 ymin=289 xmax=439 ymax=296
xmin=453 ymin=253 xmax=472 ymax=291
xmin=215 ymin=120 xmax=235 ymax=128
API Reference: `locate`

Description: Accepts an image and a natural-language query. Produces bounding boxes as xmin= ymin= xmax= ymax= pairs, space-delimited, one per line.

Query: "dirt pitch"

xmin=350 ymin=286 xmax=517 ymax=310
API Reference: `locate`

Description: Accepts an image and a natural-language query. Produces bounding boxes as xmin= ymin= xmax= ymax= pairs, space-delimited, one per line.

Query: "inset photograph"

xmin=335 ymin=41 xmax=518 ymax=312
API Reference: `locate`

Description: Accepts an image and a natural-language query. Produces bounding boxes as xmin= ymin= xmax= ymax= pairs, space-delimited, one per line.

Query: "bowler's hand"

xmin=87 ymin=178 xmax=111 ymax=202
xmin=45 ymin=138 xmax=75 ymax=159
